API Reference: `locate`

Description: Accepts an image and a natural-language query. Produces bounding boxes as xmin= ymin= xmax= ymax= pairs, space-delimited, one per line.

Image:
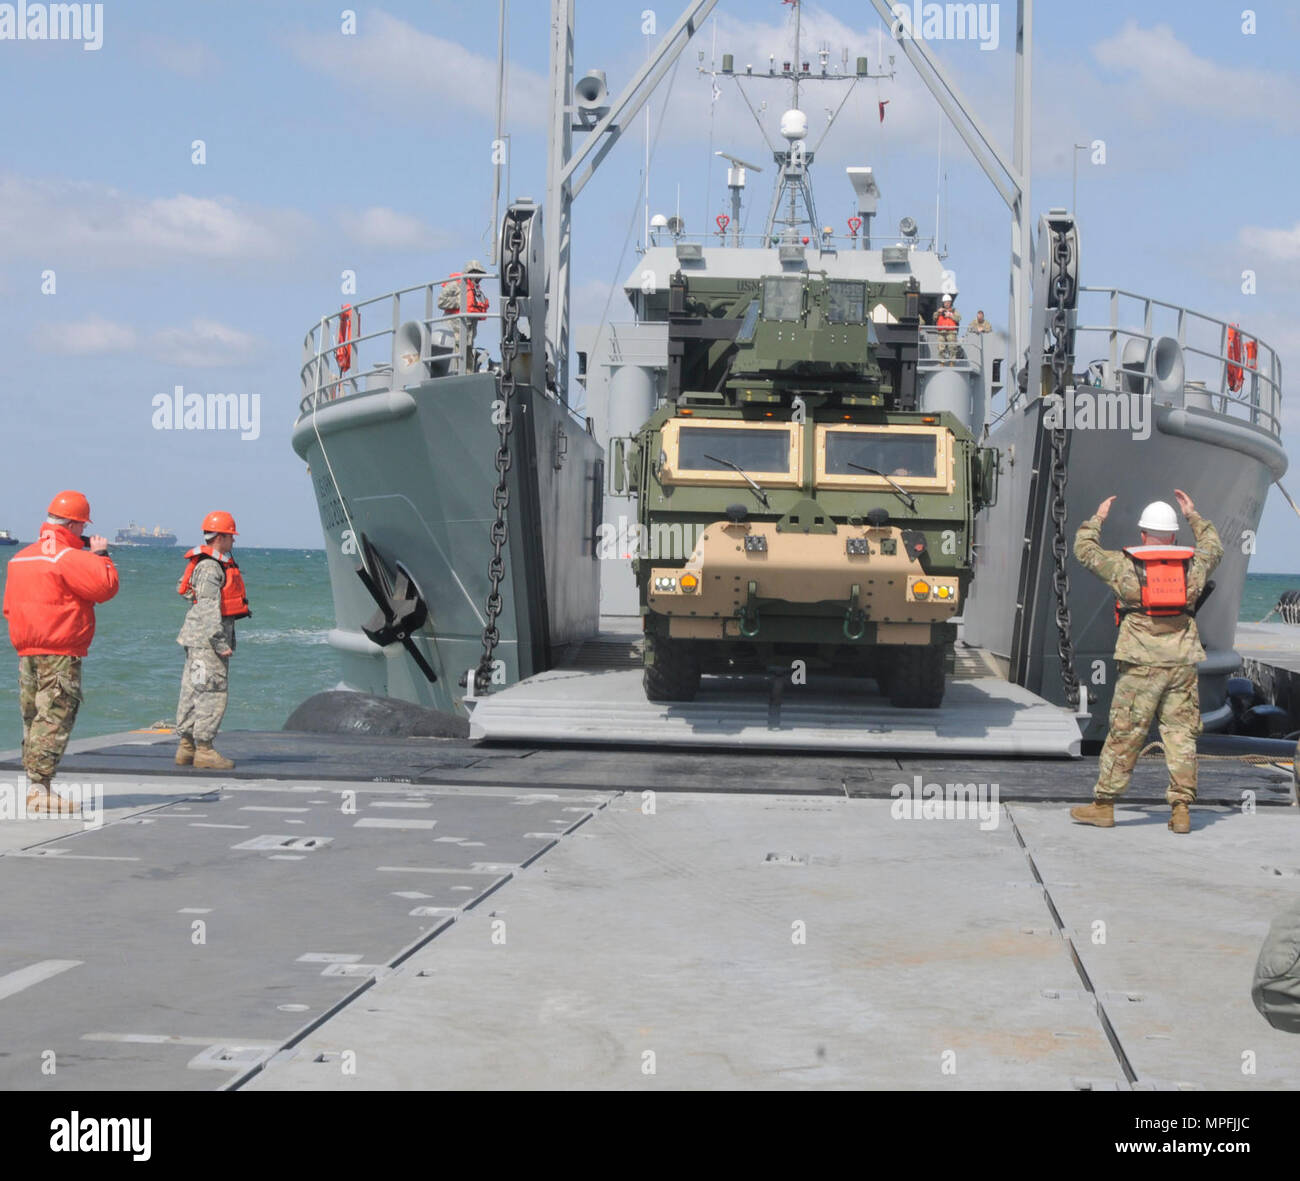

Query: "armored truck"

xmin=621 ymin=265 xmax=999 ymax=707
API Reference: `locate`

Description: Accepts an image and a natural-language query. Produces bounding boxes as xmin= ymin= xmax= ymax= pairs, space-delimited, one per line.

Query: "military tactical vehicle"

xmin=624 ymin=265 xmax=1000 ymax=707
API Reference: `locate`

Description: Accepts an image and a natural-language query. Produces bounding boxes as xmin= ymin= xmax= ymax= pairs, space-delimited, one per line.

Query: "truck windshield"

xmin=824 ymin=431 xmax=938 ymax=479
xmin=826 ymin=280 xmax=866 ymax=324
xmin=677 ymin=426 xmax=792 ymax=474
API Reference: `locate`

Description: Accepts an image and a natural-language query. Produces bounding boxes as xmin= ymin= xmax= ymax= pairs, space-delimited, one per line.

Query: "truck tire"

xmin=644 ymin=638 xmax=702 ymax=702
xmin=888 ymin=646 xmax=945 ymax=709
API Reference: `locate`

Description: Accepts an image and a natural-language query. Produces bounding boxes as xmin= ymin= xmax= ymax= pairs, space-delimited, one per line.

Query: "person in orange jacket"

xmin=174 ymin=511 xmax=250 ymax=771
xmin=2 ymin=491 xmax=119 ymax=815
xmin=438 ymin=259 xmax=490 ymax=372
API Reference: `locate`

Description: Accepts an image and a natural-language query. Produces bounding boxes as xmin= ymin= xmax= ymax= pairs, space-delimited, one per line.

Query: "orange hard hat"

xmin=47 ymin=490 xmax=91 ymax=523
xmin=201 ymin=510 xmax=238 ymax=535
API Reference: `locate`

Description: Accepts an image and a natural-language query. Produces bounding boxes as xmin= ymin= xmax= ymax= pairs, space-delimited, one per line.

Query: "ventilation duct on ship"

xmin=1150 ymin=336 xmax=1186 ymax=403
xmin=393 ymin=320 xmax=436 ymax=385
xmin=1119 ymin=338 xmax=1148 ymax=397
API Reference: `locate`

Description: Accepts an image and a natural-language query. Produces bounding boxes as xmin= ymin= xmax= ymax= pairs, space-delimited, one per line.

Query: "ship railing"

xmin=916 ymin=325 xmax=985 ymax=370
xmin=1074 ymin=287 xmax=1282 ymax=437
xmin=643 ymin=231 xmax=939 ymax=252
xmin=298 ymin=272 xmax=504 ymax=415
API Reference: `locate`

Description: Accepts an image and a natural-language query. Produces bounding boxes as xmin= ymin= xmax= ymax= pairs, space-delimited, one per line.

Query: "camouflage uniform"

xmin=19 ymin=654 xmax=81 ymax=783
xmin=935 ymin=307 xmax=961 ymax=362
xmin=175 ymin=559 xmax=234 ymax=743
xmin=1074 ymin=510 xmax=1223 ymax=804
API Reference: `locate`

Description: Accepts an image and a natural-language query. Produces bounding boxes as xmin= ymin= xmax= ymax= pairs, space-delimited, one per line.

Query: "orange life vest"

xmin=178 ymin=547 xmax=251 ymax=621
xmin=442 ymin=273 xmax=490 ymax=315
xmin=935 ymin=308 xmax=958 ymax=328
xmin=1114 ymin=545 xmax=1195 ymax=625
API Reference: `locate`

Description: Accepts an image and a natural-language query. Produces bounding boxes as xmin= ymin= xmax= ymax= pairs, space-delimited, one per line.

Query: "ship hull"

xmin=964 ymin=397 xmax=1286 ymax=743
xmin=292 ymin=373 xmax=603 ymax=715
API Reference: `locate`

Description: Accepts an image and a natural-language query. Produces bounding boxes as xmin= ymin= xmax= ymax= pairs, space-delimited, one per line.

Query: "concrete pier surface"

xmin=0 ymin=728 xmax=1295 ymax=1091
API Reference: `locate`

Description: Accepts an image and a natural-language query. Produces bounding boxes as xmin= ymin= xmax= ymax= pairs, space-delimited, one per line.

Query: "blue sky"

xmin=3 ymin=0 xmax=1299 ymax=568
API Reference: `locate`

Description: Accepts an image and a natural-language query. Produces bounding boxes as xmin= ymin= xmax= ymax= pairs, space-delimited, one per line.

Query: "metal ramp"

xmin=469 ymin=668 xmax=1082 ymax=757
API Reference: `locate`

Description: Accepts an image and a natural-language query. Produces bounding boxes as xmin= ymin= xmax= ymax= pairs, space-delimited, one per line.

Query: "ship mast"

xmin=705 ymin=2 xmax=893 ymax=244
xmin=862 ymin=0 xmax=1033 ymax=378
xmin=543 ymin=0 xmax=719 ymax=399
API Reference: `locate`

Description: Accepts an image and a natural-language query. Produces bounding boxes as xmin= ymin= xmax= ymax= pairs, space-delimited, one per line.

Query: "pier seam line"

xmin=222 ymin=792 xmax=618 ymax=1092
xmin=1004 ymin=803 xmax=1139 ymax=1090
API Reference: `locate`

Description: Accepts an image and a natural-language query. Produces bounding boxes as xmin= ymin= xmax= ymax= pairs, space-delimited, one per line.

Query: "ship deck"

xmin=1 ymin=716 xmax=1296 ymax=1091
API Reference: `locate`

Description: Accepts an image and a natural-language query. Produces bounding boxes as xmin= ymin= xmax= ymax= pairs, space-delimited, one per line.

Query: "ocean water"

xmin=2 ymin=543 xmax=1300 ymax=754
xmin=0 ymin=546 xmax=338 ymax=752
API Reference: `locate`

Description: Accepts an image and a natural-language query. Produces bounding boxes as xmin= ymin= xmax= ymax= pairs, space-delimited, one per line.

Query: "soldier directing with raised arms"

xmin=1070 ymin=489 xmax=1222 ymax=834
xmin=2 ymin=491 xmax=119 ymax=816
xmin=174 ymin=511 xmax=251 ymax=771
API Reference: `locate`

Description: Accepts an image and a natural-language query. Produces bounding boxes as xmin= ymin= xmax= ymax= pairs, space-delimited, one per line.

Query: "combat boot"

xmin=175 ymin=735 xmax=196 ymax=766
xmin=192 ymin=742 xmax=234 ymax=771
xmin=1069 ymin=800 xmax=1115 ymax=827
xmin=1168 ymin=802 xmax=1191 ymax=834
xmin=25 ymin=781 xmax=78 ymax=818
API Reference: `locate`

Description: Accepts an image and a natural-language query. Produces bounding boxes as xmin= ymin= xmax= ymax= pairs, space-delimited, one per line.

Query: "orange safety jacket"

xmin=442 ymin=273 xmax=490 ymax=315
xmin=1114 ymin=545 xmax=1195 ymax=625
xmin=178 ymin=547 xmax=251 ymax=620
xmin=935 ymin=309 xmax=958 ymax=328
xmin=2 ymin=524 xmax=120 ymax=656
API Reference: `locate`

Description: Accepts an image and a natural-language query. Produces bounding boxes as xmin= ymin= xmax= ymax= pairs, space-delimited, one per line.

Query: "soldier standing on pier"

xmin=2 ymin=491 xmax=119 ymax=815
xmin=1070 ymin=489 xmax=1222 ymax=834
xmin=175 ymin=511 xmax=250 ymax=771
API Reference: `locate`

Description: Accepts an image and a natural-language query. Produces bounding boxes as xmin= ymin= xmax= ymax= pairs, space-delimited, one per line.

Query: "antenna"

xmin=716 ymin=150 xmax=763 ymax=246
xmin=702 ymin=6 xmax=894 ymax=243
xmin=489 ymin=0 xmax=508 ymax=265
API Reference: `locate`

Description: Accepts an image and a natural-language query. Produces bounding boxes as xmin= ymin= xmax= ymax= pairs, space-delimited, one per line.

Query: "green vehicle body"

xmin=622 ymin=267 xmax=998 ymax=707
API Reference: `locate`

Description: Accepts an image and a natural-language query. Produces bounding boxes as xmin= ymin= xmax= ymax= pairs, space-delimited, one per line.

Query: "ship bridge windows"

xmin=815 ymin=425 xmax=953 ymax=493
xmin=659 ymin=419 xmax=802 ymax=488
xmin=826 ymin=280 xmax=867 ymax=324
xmin=763 ymin=276 xmax=804 ymax=322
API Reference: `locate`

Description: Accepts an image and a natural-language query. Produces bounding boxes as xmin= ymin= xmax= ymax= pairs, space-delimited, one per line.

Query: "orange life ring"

xmin=1227 ymin=323 xmax=1243 ymax=392
xmin=335 ymin=304 xmax=355 ymax=374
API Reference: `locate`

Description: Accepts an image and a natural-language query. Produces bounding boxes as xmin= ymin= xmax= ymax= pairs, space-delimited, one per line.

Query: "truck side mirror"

xmin=975 ymin=447 xmax=999 ymax=510
xmin=611 ymin=438 xmax=627 ymax=495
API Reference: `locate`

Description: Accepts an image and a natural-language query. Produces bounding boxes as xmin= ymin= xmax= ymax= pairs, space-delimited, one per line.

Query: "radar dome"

xmin=779 ymin=108 xmax=809 ymax=141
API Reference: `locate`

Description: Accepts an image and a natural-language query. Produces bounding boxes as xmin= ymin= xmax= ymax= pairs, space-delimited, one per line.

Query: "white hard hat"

xmin=1138 ymin=500 xmax=1178 ymax=533
xmin=942 ymin=295 xmax=952 ymax=303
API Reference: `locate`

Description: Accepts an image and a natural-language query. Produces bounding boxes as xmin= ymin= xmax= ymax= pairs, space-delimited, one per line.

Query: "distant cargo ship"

xmin=0 ymin=530 xmax=18 ymax=547
xmin=114 ymin=523 xmax=178 ymax=547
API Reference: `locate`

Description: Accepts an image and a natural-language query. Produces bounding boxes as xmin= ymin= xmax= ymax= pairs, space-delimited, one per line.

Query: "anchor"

xmin=354 ymin=533 xmax=439 ymax=683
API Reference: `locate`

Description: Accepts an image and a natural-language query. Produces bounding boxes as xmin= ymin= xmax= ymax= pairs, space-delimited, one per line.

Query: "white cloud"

xmin=137 ymin=34 xmax=219 ymax=78
xmin=31 ymin=315 xmax=265 ymax=367
xmin=0 ymin=174 xmax=312 ymax=268
xmin=1239 ymin=222 xmax=1300 ymax=265
xmin=290 ymin=11 xmax=547 ymax=127
xmin=346 ymin=206 xmax=447 ymax=251
xmin=1092 ymin=21 xmax=1300 ymax=131
xmin=151 ymin=319 xmax=264 ymax=368
xmin=31 ymin=315 xmax=137 ymax=355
